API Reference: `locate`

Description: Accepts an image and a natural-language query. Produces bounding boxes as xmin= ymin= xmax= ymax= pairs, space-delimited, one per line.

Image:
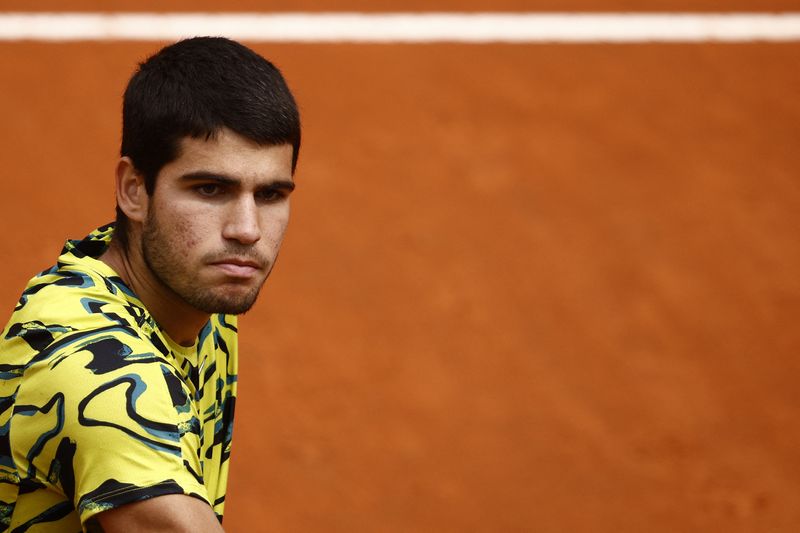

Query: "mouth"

xmin=209 ymin=258 xmax=264 ymax=278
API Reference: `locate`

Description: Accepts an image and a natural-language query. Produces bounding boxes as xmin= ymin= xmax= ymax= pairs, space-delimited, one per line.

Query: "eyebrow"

xmin=179 ymin=171 xmax=295 ymax=191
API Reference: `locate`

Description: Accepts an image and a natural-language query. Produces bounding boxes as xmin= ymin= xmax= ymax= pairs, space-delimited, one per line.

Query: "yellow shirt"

xmin=0 ymin=224 xmax=238 ymax=531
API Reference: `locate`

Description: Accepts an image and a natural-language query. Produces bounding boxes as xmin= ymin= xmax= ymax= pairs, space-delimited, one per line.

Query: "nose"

xmin=222 ymin=196 xmax=261 ymax=245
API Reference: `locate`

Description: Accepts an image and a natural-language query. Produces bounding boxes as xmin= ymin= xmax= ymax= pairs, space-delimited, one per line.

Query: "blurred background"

xmin=1 ymin=2 xmax=799 ymax=532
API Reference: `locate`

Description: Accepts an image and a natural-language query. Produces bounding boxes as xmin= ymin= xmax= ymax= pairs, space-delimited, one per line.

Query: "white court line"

xmin=0 ymin=12 xmax=799 ymax=42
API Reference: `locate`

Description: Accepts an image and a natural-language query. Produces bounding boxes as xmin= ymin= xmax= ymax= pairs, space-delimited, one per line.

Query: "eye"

xmin=195 ymin=183 xmax=221 ymax=196
xmin=256 ymin=188 xmax=286 ymax=203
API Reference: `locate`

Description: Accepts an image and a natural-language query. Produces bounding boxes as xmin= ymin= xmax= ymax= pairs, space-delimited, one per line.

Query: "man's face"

xmin=141 ymin=128 xmax=294 ymax=315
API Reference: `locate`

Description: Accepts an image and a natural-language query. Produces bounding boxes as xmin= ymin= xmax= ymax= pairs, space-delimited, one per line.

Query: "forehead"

xmin=162 ymin=128 xmax=293 ymax=183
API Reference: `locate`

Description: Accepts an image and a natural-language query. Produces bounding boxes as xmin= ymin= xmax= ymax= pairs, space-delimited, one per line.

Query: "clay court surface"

xmin=1 ymin=3 xmax=799 ymax=532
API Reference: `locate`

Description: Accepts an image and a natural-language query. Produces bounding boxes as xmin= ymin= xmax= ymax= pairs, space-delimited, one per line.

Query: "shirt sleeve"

xmin=10 ymin=331 xmax=209 ymax=526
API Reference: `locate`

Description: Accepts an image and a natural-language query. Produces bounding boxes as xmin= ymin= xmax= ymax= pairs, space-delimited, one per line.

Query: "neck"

xmin=100 ymin=239 xmax=210 ymax=347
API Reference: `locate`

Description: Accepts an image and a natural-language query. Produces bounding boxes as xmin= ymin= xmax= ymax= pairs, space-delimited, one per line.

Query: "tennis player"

xmin=0 ymin=36 xmax=300 ymax=531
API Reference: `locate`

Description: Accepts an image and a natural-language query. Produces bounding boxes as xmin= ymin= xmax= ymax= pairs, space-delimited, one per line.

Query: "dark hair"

xmin=115 ymin=36 xmax=301 ymax=248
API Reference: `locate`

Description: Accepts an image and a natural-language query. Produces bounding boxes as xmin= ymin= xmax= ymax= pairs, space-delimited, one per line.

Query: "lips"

xmin=209 ymin=258 xmax=263 ymax=278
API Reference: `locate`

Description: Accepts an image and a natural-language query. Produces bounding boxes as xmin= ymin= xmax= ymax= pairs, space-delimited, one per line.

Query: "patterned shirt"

xmin=0 ymin=224 xmax=238 ymax=532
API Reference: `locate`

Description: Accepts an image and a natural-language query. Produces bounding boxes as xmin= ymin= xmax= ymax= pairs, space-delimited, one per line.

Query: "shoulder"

xmin=9 ymin=265 xmax=141 ymax=333
xmin=2 ymin=261 xmax=157 ymax=369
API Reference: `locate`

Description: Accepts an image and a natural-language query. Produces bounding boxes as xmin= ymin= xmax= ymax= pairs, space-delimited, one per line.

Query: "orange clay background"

xmin=1 ymin=2 xmax=800 ymax=532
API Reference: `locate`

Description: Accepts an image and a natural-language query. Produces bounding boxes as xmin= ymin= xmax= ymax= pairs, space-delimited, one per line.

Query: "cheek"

xmin=261 ymin=208 xmax=290 ymax=244
xmin=150 ymin=193 xmax=215 ymax=252
xmin=169 ymin=219 xmax=195 ymax=248
xmin=167 ymin=212 xmax=208 ymax=250
xmin=269 ymin=215 xmax=291 ymax=246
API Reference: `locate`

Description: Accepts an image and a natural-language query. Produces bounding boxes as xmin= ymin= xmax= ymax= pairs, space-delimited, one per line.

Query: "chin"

xmin=179 ymin=282 xmax=263 ymax=315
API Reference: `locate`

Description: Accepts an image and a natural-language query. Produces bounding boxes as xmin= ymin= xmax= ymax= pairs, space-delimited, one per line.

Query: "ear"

xmin=115 ymin=157 xmax=148 ymax=223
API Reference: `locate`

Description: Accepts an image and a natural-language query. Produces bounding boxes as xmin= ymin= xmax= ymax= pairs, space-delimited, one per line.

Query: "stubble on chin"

xmin=188 ymin=282 xmax=264 ymax=315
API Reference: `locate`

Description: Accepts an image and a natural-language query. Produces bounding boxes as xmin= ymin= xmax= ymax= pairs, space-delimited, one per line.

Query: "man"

xmin=0 ymin=36 xmax=301 ymax=531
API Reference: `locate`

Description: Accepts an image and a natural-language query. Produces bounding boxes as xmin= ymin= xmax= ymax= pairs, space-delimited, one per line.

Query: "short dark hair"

xmin=115 ymin=36 xmax=301 ymax=248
